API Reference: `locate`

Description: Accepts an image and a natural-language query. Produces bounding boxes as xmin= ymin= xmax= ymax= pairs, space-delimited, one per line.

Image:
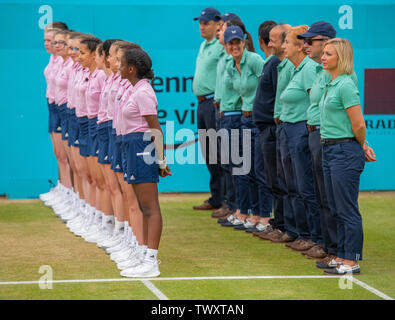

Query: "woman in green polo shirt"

xmin=320 ymin=38 xmax=376 ymax=276
xmin=221 ymin=25 xmax=273 ymax=231
xmin=279 ymin=25 xmax=320 ymax=252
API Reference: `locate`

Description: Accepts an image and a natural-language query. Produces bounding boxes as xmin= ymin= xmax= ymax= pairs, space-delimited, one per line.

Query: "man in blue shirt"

xmin=252 ymin=21 xmax=288 ymax=238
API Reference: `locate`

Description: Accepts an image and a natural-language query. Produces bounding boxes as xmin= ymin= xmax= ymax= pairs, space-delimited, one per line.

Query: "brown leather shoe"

xmin=193 ymin=200 xmax=216 ymax=210
xmin=270 ymin=231 xmax=294 ymax=243
xmin=287 ymin=239 xmax=315 ymax=251
xmin=302 ymin=245 xmax=327 ymax=259
xmin=212 ymin=207 xmax=234 ymax=218
xmin=259 ymin=228 xmax=281 ymax=240
xmin=253 ymin=225 xmax=273 ymax=237
xmin=211 ymin=206 xmax=227 ymax=218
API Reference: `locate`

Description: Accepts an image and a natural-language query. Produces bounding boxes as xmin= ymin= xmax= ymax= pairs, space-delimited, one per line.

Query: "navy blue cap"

xmin=194 ymin=7 xmax=221 ymax=22
xmin=219 ymin=13 xmax=241 ymax=22
xmin=297 ymin=21 xmax=336 ymax=39
xmin=224 ymin=26 xmax=244 ymax=43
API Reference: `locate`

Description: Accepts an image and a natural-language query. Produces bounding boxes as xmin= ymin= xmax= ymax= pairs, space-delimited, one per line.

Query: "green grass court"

xmin=0 ymin=192 xmax=394 ymax=300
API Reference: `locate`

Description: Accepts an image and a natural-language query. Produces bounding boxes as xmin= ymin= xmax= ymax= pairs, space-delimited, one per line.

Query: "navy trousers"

xmin=276 ymin=123 xmax=298 ymax=239
xmin=322 ymin=139 xmax=365 ymax=261
xmin=220 ymin=113 xmax=249 ymax=213
xmin=260 ymin=124 xmax=286 ymax=230
xmin=216 ymin=108 xmax=237 ymax=211
xmin=283 ymin=121 xmax=319 ymax=241
xmin=309 ymin=129 xmax=336 ymax=254
xmin=197 ymin=98 xmax=223 ymax=208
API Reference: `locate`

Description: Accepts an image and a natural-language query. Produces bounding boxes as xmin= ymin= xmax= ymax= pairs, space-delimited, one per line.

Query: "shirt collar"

xmin=293 ymin=55 xmax=310 ymax=73
xmin=278 ymin=58 xmax=289 ymax=71
xmin=327 ymin=73 xmax=348 ymax=87
xmin=133 ymin=78 xmax=149 ymax=90
xmin=89 ymin=68 xmax=100 ymax=79
xmin=204 ymin=37 xmax=218 ymax=47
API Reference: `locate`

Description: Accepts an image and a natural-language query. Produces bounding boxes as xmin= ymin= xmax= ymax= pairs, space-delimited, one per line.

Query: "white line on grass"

xmin=350 ymin=277 xmax=394 ymax=301
xmin=0 ymin=275 xmax=392 ymax=300
xmin=141 ymin=280 xmax=169 ymax=300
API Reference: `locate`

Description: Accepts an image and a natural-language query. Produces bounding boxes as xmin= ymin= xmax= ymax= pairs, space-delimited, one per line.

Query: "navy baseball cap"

xmin=224 ymin=26 xmax=244 ymax=43
xmin=297 ymin=21 xmax=336 ymax=39
xmin=194 ymin=7 xmax=221 ymax=22
xmin=219 ymin=13 xmax=241 ymax=22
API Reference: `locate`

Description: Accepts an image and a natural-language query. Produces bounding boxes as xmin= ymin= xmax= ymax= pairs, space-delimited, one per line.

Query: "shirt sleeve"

xmin=135 ymin=89 xmax=158 ymax=116
xmin=302 ymin=62 xmax=317 ymax=92
xmin=251 ymin=54 xmax=265 ymax=77
xmin=214 ymin=58 xmax=223 ymax=102
xmin=340 ymin=80 xmax=360 ymax=109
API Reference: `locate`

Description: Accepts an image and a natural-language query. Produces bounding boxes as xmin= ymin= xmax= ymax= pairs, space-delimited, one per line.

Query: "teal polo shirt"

xmin=273 ymin=58 xmax=294 ymax=119
xmin=319 ymin=73 xmax=361 ymax=139
xmin=192 ymin=37 xmax=223 ymax=97
xmin=308 ymin=64 xmax=358 ymax=125
xmin=218 ymin=54 xmax=242 ymax=112
xmin=214 ymin=49 xmax=226 ymax=103
xmin=226 ymin=49 xmax=264 ymax=111
xmin=279 ymin=56 xmax=317 ymax=123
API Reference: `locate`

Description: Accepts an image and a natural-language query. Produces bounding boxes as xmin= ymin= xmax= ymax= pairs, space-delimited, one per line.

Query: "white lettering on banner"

xmin=38 ymin=265 xmax=53 ymax=289
xmin=339 ymin=5 xmax=353 ymax=30
xmin=38 ymin=5 xmax=53 ymax=30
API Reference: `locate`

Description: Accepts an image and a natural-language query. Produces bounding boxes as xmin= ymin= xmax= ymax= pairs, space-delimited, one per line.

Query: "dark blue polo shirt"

xmin=252 ymin=54 xmax=281 ymax=130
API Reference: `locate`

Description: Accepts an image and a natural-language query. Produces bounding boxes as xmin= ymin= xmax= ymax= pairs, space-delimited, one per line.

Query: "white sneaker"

xmin=111 ymin=246 xmax=133 ymax=262
xmin=120 ymin=259 xmax=160 ymax=278
xmin=113 ymin=247 xmax=136 ymax=264
xmin=106 ymin=238 xmax=127 ymax=254
xmin=255 ymin=222 xmax=270 ymax=232
xmin=98 ymin=233 xmax=122 ymax=249
xmin=117 ymin=247 xmax=145 ymax=270
xmin=243 ymin=218 xmax=256 ymax=229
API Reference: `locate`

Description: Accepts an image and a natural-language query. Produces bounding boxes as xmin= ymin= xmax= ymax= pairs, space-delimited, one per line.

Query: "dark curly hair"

xmin=122 ymin=49 xmax=154 ymax=80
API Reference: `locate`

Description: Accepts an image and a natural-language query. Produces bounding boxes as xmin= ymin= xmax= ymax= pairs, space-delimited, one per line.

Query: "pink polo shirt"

xmin=121 ymin=79 xmax=158 ymax=135
xmin=47 ymin=55 xmax=64 ymax=104
xmin=97 ymin=73 xmax=115 ymax=124
xmin=112 ymin=79 xmax=131 ymax=131
xmin=86 ymin=69 xmax=107 ymax=119
xmin=74 ymin=67 xmax=91 ymax=118
xmin=106 ymin=74 xmax=123 ymax=121
xmin=54 ymin=57 xmax=74 ymax=106
xmin=44 ymin=54 xmax=55 ymax=99
xmin=114 ymin=82 xmax=133 ymax=135
xmin=66 ymin=62 xmax=80 ymax=110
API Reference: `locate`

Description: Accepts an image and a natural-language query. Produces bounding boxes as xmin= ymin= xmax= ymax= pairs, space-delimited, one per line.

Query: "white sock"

xmin=114 ymin=219 xmax=124 ymax=233
xmin=103 ymin=214 xmax=115 ymax=231
xmin=145 ymin=248 xmax=158 ymax=262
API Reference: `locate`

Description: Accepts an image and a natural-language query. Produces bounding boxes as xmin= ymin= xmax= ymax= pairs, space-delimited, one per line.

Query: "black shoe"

xmin=234 ymin=224 xmax=246 ymax=230
xmin=324 ymin=264 xmax=360 ymax=275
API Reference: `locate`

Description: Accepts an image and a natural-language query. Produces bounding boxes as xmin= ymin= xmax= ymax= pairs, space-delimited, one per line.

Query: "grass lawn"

xmin=0 ymin=192 xmax=394 ymax=300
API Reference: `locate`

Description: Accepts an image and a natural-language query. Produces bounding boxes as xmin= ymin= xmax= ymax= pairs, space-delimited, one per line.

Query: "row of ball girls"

xmin=40 ymin=22 xmax=172 ymax=278
xmin=191 ymin=8 xmax=376 ymax=276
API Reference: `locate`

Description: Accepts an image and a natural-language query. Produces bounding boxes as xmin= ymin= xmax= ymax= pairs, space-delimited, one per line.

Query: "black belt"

xmin=320 ymin=138 xmax=356 ymax=146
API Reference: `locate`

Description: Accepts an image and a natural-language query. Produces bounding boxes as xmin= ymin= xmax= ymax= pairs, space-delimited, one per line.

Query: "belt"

xmin=219 ymin=111 xmax=242 ymax=118
xmin=243 ymin=111 xmax=252 ymax=117
xmin=320 ymin=138 xmax=356 ymax=146
xmin=307 ymin=124 xmax=320 ymax=132
xmin=197 ymin=93 xmax=215 ymax=103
